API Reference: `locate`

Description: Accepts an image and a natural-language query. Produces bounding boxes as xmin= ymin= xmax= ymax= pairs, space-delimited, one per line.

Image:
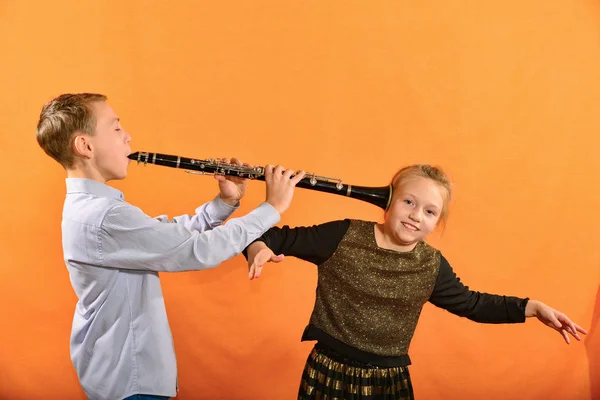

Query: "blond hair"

xmin=390 ymin=164 xmax=452 ymax=227
xmin=36 ymin=93 xmax=107 ymax=168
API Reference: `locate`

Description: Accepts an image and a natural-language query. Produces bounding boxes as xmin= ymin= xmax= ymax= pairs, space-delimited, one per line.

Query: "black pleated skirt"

xmin=298 ymin=344 xmax=414 ymax=400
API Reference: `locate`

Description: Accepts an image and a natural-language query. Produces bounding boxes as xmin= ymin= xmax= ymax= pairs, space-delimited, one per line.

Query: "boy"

xmin=36 ymin=93 xmax=304 ymax=400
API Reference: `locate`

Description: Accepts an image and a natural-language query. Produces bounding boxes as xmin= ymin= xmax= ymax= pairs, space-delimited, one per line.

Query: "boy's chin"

xmin=108 ymin=172 xmax=128 ymax=181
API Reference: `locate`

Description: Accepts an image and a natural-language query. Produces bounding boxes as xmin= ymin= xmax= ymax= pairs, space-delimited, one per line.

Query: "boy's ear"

xmin=72 ymin=133 xmax=93 ymax=159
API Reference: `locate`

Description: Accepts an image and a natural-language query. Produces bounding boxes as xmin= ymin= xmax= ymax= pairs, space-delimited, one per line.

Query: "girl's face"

xmin=381 ymin=176 xmax=445 ymax=251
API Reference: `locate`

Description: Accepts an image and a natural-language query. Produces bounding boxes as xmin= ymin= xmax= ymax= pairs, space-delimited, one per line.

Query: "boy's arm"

xmin=153 ymin=195 xmax=238 ymax=232
xmin=152 ymin=157 xmax=249 ymax=231
xmin=96 ymin=201 xmax=279 ymax=272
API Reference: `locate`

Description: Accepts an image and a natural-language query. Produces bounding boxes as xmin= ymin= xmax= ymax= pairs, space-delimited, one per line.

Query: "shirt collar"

xmin=66 ymin=178 xmax=125 ymax=201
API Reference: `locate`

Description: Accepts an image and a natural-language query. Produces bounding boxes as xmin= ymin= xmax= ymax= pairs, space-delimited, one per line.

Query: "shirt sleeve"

xmin=153 ymin=195 xmax=238 ymax=232
xmin=97 ymin=201 xmax=280 ymax=272
xmin=242 ymin=219 xmax=351 ymax=265
xmin=428 ymin=255 xmax=529 ymax=323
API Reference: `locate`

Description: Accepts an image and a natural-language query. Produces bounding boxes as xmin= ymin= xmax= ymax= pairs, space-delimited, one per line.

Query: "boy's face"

xmin=89 ymin=101 xmax=132 ymax=182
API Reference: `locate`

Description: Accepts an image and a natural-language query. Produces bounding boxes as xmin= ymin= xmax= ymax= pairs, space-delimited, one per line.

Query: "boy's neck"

xmin=67 ymin=165 xmax=108 ymax=184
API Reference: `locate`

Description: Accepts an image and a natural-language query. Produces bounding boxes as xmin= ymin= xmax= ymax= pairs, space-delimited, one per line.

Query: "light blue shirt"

xmin=61 ymin=178 xmax=280 ymax=400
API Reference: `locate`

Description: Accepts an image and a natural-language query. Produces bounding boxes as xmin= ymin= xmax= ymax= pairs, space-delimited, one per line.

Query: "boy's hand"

xmin=214 ymin=157 xmax=249 ymax=206
xmin=264 ymin=165 xmax=305 ymax=214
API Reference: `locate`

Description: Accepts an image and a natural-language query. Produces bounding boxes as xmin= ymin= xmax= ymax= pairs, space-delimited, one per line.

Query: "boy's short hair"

xmin=36 ymin=93 xmax=107 ymax=168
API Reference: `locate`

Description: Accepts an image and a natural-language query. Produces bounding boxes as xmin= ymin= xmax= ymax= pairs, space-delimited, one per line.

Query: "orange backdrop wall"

xmin=1 ymin=1 xmax=599 ymax=399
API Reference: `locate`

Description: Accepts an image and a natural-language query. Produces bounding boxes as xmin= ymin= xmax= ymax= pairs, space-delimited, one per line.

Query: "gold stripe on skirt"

xmin=298 ymin=345 xmax=414 ymax=400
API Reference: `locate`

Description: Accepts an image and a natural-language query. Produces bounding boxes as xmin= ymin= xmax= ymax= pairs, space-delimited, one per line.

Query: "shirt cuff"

xmin=507 ymin=296 xmax=529 ymax=323
xmin=202 ymin=194 xmax=239 ymax=221
xmin=246 ymin=201 xmax=280 ymax=231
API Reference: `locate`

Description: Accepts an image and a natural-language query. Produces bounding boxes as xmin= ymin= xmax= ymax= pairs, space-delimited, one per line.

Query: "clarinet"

xmin=128 ymin=151 xmax=392 ymax=210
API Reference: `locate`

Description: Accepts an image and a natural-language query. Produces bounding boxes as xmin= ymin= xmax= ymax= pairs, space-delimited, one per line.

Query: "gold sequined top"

xmin=307 ymin=219 xmax=440 ymax=357
xmin=246 ymin=218 xmax=528 ymax=366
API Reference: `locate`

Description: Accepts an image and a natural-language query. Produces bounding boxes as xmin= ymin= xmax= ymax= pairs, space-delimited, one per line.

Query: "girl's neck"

xmin=373 ymin=223 xmax=418 ymax=253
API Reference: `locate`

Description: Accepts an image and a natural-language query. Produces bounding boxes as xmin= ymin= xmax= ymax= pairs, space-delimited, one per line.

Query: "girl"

xmin=244 ymin=164 xmax=587 ymax=400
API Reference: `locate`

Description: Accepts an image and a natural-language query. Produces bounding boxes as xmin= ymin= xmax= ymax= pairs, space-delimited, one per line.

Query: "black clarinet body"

xmin=128 ymin=151 xmax=392 ymax=210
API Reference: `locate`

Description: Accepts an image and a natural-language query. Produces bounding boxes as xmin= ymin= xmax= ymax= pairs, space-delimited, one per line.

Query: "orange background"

xmin=1 ymin=1 xmax=599 ymax=399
